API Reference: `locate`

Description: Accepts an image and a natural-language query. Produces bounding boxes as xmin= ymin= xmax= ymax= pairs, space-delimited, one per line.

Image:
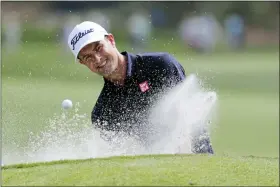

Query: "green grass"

xmin=2 ymin=154 xmax=279 ymax=186
xmin=1 ymin=43 xmax=279 ymax=185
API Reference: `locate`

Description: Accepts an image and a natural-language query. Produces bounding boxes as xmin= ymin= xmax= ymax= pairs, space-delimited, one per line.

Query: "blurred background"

xmin=1 ymin=1 xmax=279 ymax=54
xmin=1 ymin=1 xmax=279 ymax=164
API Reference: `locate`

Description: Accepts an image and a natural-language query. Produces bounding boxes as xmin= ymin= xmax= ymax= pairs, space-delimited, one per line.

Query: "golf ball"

xmin=62 ymin=99 xmax=73 ymax=109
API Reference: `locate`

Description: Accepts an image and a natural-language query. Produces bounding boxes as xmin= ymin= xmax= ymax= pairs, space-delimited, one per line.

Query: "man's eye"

xmin=96 ymin=46 xmax=102 ymax=52
xmin=84 ymin=55 xmax=90 ymax=61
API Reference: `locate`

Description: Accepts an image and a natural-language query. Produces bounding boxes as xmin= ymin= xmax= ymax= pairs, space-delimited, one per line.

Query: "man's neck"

xmin=104 ymin=54 xmax=127 ymax=85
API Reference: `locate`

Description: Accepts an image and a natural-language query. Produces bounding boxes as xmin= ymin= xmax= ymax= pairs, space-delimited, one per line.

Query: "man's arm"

xmin=91 ymin=98 xmax=104 ymax=127
xmin=91 ymin=99 xmax=116 ymax=141
xmin=91 ymin=91 xmax=117 ymax=131
xmin=91 ymin=88 xmax=110 ymax=129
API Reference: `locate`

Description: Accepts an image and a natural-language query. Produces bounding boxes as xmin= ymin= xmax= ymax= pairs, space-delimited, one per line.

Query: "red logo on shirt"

xmin=139 ymin=81 xmax=149 ymax=92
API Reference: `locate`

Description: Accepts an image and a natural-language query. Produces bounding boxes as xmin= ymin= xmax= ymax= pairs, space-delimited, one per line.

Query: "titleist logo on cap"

xmin=71 ymin=28 xmax=94 ymax=50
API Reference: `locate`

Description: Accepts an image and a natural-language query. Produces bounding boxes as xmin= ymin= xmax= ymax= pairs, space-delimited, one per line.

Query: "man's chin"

xmin=99 ymin=70 xmax=113 ymax=77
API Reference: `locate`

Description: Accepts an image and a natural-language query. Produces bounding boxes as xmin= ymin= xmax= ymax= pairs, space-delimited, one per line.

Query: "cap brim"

xmin=74 ymin=33 xmax=105 ymax=63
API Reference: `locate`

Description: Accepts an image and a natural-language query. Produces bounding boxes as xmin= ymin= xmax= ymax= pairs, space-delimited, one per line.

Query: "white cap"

xmin=67 ymin=21 xmax=108 ymax=61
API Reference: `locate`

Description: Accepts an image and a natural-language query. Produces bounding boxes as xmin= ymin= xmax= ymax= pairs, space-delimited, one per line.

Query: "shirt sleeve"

xmin=162 ymin=53 xmax=186 ymax=83
xmin=91 ymin=90 xmax=116 ymax=131
xmin=91 ymin=96 xmax=104 ymax=125
xmin=91 ymin=85 xmax=110 ymax=125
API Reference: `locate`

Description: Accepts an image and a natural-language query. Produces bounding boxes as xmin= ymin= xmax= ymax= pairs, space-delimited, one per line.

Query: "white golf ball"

xmin=62 ymin=99 xmax=73 ymax=109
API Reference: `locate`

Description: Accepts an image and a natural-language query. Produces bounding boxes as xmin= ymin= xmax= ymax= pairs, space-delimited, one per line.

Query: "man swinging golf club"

xmin=67 ymin=21 xmax=214 ymax=154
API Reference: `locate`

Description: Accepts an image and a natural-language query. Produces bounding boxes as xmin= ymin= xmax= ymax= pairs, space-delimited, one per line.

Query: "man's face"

xmin=77 ymin=34 xmax=118 ymax=76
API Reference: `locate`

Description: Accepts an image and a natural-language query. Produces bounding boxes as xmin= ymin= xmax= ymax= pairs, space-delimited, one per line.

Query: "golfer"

xmin=67 ymin=21 xmax=213 ymax=154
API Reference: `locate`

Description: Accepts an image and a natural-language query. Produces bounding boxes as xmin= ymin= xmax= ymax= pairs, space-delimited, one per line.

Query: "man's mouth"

xmin=97 ymin=60 xmax=107 ymax=68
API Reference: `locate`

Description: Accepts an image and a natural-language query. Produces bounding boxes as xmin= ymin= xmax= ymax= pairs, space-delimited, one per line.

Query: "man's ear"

xmin=106 ymin=34 xmax=116 ymax=47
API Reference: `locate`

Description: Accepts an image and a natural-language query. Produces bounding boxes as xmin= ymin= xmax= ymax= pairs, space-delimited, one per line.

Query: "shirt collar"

xmin=121 ymin=51 xmax=136 ymax=78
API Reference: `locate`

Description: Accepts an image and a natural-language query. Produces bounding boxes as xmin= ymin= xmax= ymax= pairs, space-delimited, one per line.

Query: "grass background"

xmin=2 ymin=154 xmax=279 ymax=186
xmin=1 ymin=42 xmax=279 ymax=185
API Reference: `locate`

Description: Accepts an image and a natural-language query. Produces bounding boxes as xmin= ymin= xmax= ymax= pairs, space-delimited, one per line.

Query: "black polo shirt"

xmin=91 ymin=51 xmax=186 ymax=135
